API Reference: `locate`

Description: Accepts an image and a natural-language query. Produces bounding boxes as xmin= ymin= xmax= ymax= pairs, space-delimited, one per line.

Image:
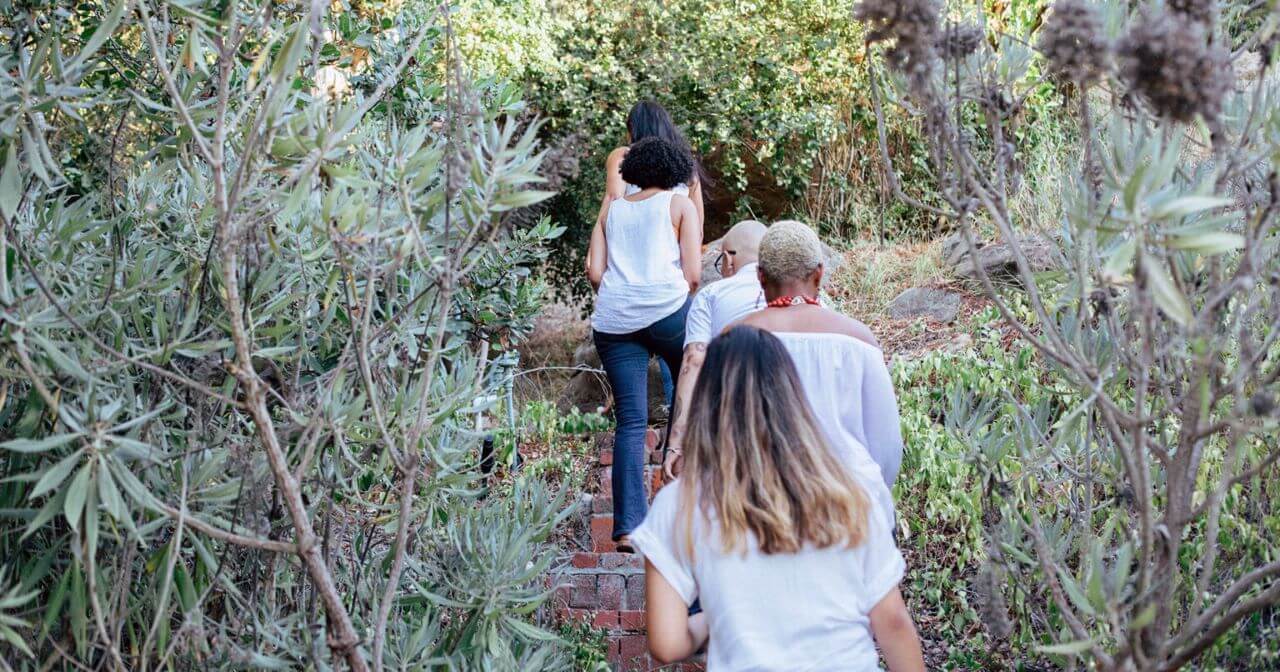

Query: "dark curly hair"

xmin=619 ymin=136 xmax=694 ymax=190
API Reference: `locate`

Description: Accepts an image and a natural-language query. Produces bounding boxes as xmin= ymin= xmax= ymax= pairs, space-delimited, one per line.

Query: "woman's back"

xmin=632 ymin=325 xmax=924 ymax=672
xmin=632 ymin=477 xmax=903 ymax=671
xmin=773 ymin=331 xmax=904 ymax=489
xmin=591 ymin=191 xmax=689 ymax=333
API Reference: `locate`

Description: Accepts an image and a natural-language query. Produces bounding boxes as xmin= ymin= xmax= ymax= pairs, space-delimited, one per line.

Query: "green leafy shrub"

xmin=0 ymin=1 xmax=583 ymax=669
xmin=866 ymin=0 xmax=1280 ymax=667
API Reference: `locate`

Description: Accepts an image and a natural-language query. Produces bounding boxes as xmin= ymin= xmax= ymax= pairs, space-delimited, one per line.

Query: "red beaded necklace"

xmin=765 ymin=294 xmax=821 ymax=308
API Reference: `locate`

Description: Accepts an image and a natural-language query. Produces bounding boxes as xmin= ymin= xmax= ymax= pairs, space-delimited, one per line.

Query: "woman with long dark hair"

xmin=587 ymin=101 xmax=711 ymax=403
xmin=630 ymin=326 xmax=924 ymax=671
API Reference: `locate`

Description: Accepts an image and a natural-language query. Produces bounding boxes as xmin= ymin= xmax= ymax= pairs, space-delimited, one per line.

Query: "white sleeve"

xmin=628 ymin=483 xmax=698 ymax=605
xmin=683 ymin=291 xmax=714 ymax=347
xmin=859 ymin=346 xmax=904 ymax=487
xmin=854 ymin=480 xmax=906 ymax=614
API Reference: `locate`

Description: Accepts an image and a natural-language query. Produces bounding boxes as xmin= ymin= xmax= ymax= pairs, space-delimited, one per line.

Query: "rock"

xmin=888 ymin=287 xmax=963 ymax=323
xmin=942 ymin=232 xmax=1060 ymax=281
xmin=700 ymin=238 xmax=725 ymax=287
xmin=564 ymin=338 xmax=669 ymax=421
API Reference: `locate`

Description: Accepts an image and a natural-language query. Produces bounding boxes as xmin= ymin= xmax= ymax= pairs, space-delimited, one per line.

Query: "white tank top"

xmin=624 ymin=181 xmax=689 ymax=197
xmin=591 ymin=191 xmax=690 ymax=334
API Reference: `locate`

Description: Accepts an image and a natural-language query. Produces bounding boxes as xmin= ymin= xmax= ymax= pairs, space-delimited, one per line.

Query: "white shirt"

xmin=591 ymin=191 xmax=690 ymax=334
xmin=684 ymin=263 xmax=764 ymax=347
xmin=631 ymin=476 xmax=905 ymax=672
xmin=775 ymin=332 xmax=905 ymax=489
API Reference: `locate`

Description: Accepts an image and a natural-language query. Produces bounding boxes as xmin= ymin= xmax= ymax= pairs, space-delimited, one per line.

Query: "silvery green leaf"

xmin=0 ymin=621 xmax=33 ymax=657
xmin=1 ymin=433 xmax=82 ymax=454
xmin=1123 ymin=162 xmax=1146 ymax=215
xmin=30 ymin=451 xmax=84 ymax=498
xmin=62 ymin=464 xmax=92 ymax=532
xmin=96 ymin=460 xmax=128 ymax=522
xmin=1150 ymin=195 xmax=1232 ymax=221
xmin=23 ymin=489 xmax=66 ymax=539
xmin=0 ymin=143 xmax=22 ymax=221
xmin=1101 ymin=238 xmax=1135 ymax=283
xmin=492 ymin=190 xmax=554 ymax=212
xmin=1167 ymin=232 xmax=1244 ymax=255
xmin=67 ymin=0 xmax=127 ymax=73
xmin=1057 ymin=567 xmax=1096 ymax=617
xmin=1143 ymin=260 xmax=1193 ymax=326
xmin=1036 ymin=638 xmax=1097 ymax=656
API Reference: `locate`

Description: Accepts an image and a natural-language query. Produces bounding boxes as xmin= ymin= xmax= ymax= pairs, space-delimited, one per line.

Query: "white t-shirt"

xmin=684 ymin=263 xmax=764 ymax=347
xmin=775 ymin=332 xmax=905 ymax=489
xmin=630 ymin=476 xmax=905 ymax=671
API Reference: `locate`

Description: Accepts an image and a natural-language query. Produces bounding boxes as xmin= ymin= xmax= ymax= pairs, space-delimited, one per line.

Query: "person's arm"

xmin=586 ymin=200 xmax=609 ymax=290
xmin=664 ymin=342 xmax=707 ymax=478
xmin=869 ymin=587 xmax=925 ymax=672
xmin=688 ymin=176 xmax=705 ymax=228
xmin=860 ymin=348 xmax=904 ymax=487
xmin=673 ymin=195 xmax=703 ymax=293
xmin=586 ymin=149 xmax=629 ymax=282
xmin=645 ymin=560 xmax=707 ymax=664
xmin=604 ymin=147 xmax=628 ymax=199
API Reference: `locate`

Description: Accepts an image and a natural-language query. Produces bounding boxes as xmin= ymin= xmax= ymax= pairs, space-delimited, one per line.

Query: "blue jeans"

xmin=659 ymin=360 xmax=675 ymax=406
xmin=594 ymin=298 xmax=690 ymax=539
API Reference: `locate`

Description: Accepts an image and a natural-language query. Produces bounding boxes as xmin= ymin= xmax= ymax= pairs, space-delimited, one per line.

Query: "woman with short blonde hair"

xmin=630 ymin=326 xmax=924 ymax=671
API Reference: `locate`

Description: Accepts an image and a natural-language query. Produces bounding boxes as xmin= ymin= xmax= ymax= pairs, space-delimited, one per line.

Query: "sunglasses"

xmin=714 ymin=248 xmax=737 ymax=275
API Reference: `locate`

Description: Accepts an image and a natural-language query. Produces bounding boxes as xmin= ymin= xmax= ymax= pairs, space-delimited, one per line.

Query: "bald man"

xmin=663 ymin=220 xmax=768 ymax=478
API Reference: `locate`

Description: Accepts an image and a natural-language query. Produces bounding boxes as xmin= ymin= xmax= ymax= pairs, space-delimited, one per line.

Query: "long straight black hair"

xmin=625 ymin=100 xmax=712 ymax=190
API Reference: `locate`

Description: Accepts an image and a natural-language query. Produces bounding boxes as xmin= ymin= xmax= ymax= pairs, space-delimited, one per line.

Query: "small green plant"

xmin=557 ymin=620 xmax=612 ymax=672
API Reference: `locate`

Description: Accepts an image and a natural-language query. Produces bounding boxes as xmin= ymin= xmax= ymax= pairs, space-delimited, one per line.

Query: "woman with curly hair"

xmin=587 ymin=101 xmax=710 ymax=401
xmin=630 ymin=326 xmax=924 ymax=670
xmin=587 ymin=136 xmax=703 ymax=551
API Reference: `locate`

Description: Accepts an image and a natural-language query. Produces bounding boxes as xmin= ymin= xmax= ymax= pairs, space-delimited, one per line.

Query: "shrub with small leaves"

xmin=862 ymin=0 xmax=1280 ymax=668
xmin=0 ymin=1 xmax=580 ymax=670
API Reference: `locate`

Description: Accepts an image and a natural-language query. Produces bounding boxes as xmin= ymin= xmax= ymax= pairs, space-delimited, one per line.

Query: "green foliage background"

xmin=443 ymin=0 xmax=1077 ymax=293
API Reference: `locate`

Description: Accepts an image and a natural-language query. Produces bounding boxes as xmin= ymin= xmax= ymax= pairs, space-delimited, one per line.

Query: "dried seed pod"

xmin=939 ymin=22 xmax=984 ymax=61
xmin=973 ymin=560 xmax=1014 ymax=640
xmin=854 ymin=0 xmax=942 ymax=91
xmin=1038 ymin=0 xmax=1111 ymax=86
xmin=1168 ymin=0 xmax=1217 ymax=28
xmin=1118 ymin=7 xmax=1231 ymax=123
xmin=1251 ymin=392 xmax=1276 ymax=417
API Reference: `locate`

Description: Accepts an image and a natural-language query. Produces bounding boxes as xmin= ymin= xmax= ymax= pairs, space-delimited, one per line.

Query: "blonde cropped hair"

xmin=757 ymin=219 xmax=824 ymax=284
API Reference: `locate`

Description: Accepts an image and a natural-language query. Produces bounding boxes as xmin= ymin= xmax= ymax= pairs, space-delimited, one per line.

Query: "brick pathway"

xmin=555 ymin=429 xmax=705 ymax=671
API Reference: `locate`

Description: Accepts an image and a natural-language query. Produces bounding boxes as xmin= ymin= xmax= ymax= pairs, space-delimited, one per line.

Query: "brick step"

xmin=557 ymin=550 xmax=704 ymax=670
xmin=552 ymin=427 xmax=704 ymax=670
xmin=590 ymin=428 xmax=665 ymax=553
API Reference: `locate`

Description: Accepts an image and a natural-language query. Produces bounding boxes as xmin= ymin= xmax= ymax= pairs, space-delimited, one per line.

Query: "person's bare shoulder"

xmin=671 ymin=192 xmax=696 ymax=209
xmin=670 ymin=193 xmax=698 ymax=221
xmin=730 ymin=309 xmax=773 ymax=333
xmin=830 ymin=312 xmax=880 ymax=349
xmin=606 ymin=146 xmax=628 ymax=168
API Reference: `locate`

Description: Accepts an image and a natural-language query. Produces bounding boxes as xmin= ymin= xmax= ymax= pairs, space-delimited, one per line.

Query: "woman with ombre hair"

xmin=629 ymin=326 xmax=924 ymax=671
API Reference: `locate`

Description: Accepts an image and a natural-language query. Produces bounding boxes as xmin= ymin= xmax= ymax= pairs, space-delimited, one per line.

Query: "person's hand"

xmin=688 ymin=612 xmax=709 ymax=653
xmin=663 ymin=447 xmax=684 ymax=480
